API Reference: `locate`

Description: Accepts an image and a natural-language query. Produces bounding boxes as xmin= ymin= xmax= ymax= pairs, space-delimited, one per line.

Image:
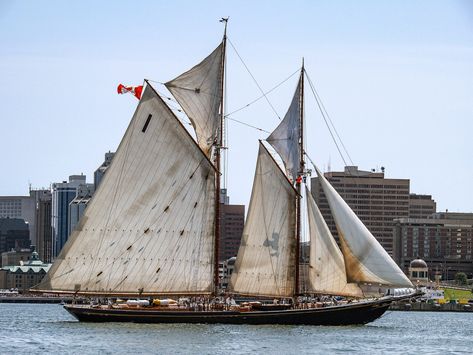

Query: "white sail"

xmin=165 ymin=43 xmax=224 ymax=157
xmin=306 ymin=187 xmax=362 ymax=297
xmin=230 ymin=142 xmax=297 ymax=297
xmin=34 ymin=84 xmax=216 ymax=295
xmin=314 ymin=166 xmax=413 ymax=287
xmin=267 ymin=75 xmax=301 ymax=181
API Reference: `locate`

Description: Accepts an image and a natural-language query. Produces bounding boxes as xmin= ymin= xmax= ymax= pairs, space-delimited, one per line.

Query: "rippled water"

xmin=0 ymin=304 xmax=472 ymax=354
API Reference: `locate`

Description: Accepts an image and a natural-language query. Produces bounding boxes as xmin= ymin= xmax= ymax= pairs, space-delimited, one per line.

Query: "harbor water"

xmin=1 ymin=303 xmax=472 ymax=354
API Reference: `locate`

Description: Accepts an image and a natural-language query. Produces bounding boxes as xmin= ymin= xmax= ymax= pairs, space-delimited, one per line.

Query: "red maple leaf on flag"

xmin=117 ymin=84 xmax=143 ymax=100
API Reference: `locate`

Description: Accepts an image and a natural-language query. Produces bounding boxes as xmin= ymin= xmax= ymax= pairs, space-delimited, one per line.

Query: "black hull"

xmin=64 ymin=298 xmax=395 ymax=326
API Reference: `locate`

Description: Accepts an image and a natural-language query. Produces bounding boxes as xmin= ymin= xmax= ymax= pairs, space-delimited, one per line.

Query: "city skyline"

xmin=0 ymin=1 xmax=471 ymax=212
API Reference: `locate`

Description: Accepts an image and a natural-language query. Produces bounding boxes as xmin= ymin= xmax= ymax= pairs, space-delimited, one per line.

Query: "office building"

xmin=219 ymin=189 xmax=245 ymax=262
xmin=409 ymin=194 xmax=436 ymax=219
xmin=30 ymin=189 xmax=53 ymax=263
xmin=311 ymin=166 xmax=410 ymax=256
xmin=52 ymin=174 xmax=87 ymax=257
xmin=0 ymin=218 xmax=30 ymax=255
xmin=394 ymin=212 xmax=473 ymax=280
xmin=68 ymin=183 xmax=95 ymax=234
xmin=0 ymin=193 xmax=36 ymax=246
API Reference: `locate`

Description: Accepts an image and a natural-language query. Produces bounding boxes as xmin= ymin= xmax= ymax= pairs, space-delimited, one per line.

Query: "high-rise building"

xmin=219 ymin=189 xmax=245 ymax=262
xmin=394 ymin=212 xmax=473 ymax=280
xmin=52 ymin=174 xmax=87 ymax=257
xmin=94 ymin=151 xmax=115 ymax=189
xmin=68 ymin=183 xmax=95 ymax=234
xmin=0 ymin=194 xmax=36 ymax=246
xmin=311 ymin=166 xmax=410 ymax=256
xmin=0 ymin=218 xmax=30 ymax=255
xmin=409 ymin=194 xmax=436 ymax=219
xmin=31 ymin=189 xmax=53 ymax=263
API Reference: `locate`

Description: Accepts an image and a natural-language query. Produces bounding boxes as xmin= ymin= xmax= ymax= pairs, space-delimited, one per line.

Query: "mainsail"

xmin=33 ymin=84 xmax=216 ymax=295
xmin=314 ymin=166 xmax=413 ymax=287
xmin=306 ymin=187 xmax=362 ymax=297
xmin=230 ymin=142 xmax=297 ymax=297
xmin=165 ymin=43 xmax=224 ymax=157
xmin=266 ymin=73 xmax=302 ymax=181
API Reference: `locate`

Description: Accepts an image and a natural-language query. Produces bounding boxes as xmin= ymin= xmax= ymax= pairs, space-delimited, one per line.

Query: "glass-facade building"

xmin=52 ymin=175 xmax=86 ymax=258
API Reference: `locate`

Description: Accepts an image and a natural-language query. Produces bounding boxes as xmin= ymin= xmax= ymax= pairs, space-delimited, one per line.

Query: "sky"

xmin=0 ymin=0 xmax=472 ymax=212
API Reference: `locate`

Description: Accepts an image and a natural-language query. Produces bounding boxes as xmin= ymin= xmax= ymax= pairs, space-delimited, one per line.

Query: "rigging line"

xmin=305 ymin=73 xmax=349 ymax=168
xmin=227 ymin=37 xmax=281 ymax=120
xmin=305 ymin=71 xmax=355 ymax=166
xmin=304 ymin=151 xmax=319 ymax=173
xmin=227 ymin=116 xmax=270 ymax=133
xmin=225 ymin=68 xmax=300 ymax=118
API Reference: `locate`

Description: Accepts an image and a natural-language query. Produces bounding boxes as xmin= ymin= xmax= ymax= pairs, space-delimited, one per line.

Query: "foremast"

xmin=214 ymin=18 xmax=228 ymax=295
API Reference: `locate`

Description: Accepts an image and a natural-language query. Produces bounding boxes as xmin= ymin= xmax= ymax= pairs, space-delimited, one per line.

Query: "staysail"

xmin=33 ymin=84 xmax=216 ymax=295
xmin=165 ymin=43 xmax=224 ymax=157
xmin=314 ymin=166 xmax=413 ymax=287
xmin=306 ymin=187 xmax=362 ymax=297
xmin=266 ymin=73 xmax=302 ymax=181
xmin=230 ymin=142 xmax=297 ymax=297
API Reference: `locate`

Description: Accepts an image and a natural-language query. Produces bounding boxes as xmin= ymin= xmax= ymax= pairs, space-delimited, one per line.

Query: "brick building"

xmin=218 ymin=189 xmax=245 ymax=262
xmin=394 ymin=212 xmax=473 ymax=280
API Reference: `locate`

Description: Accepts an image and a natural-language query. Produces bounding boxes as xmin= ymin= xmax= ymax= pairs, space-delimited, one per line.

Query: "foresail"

xmin=33 ymin=84 xmax=216 ymax=295
xmin=165 ymin=43 xmax=224 ymax=157
xmin=229 ymin=142 xmax=297 ymax=297
xmin=267 ymin=74 xmax=301 ymax=181
xmin=306 ymin=187 xmax=362 ymax=297
xmin=314 ymin=167 xmax=413 ymax=288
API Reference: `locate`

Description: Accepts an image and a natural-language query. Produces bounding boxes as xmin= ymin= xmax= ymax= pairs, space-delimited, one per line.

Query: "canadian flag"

xmin=117 ymin=84 xmax=143 ymax=100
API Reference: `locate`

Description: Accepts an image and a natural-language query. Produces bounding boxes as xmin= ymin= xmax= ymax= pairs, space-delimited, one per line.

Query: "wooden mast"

xmin=295 ymin=60 xmax=305 ymax=296
xmin=214 ymin=18 xmax=228 ymax=295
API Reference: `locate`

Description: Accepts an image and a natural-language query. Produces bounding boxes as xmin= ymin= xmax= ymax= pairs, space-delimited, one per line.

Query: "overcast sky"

xmin=0 ymin=0 xmax=471 ymax=212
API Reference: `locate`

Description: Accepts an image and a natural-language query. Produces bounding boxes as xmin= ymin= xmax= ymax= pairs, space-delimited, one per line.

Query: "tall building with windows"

xmin=32 ymin=189 xmax=53 ymax=263
xmin=394 ymin=212 xmax=473 ymax=280
xmin=409 ymin=194 xmax=436 ymax=219
xmin=52 ymin=175 xmax=87 ymax=257
xmin=0 ymin=218 xmax=30 ymax=255
xmin=0 ymin=194 xmax=36 ymax=246
xmin=311 ymin=166 xmax=410 ymax=256
xmin=68 ymin=183 xmax=95 ymax=234
xmin=218 ymin=189 xmax=245 ymax=262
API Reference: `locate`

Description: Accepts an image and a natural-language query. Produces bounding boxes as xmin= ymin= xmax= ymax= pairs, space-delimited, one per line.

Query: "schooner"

xmin=32 ymin=21 xmax=418 ymax=325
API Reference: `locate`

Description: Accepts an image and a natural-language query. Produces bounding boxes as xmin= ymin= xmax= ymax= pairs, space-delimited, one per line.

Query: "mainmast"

xmin=295 ymin=61 xmax=305 ymax=296
xmin=214 ymin=17 xmax=228 ymax=295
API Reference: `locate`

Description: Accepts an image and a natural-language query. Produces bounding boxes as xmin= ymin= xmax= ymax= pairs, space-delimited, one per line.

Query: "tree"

xmin=455 ymin=272 xmax=467 ymax=286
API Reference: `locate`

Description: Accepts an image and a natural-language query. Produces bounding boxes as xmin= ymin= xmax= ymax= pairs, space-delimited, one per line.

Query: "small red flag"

xmin=117 ymin=84 xmax=143 ymax=100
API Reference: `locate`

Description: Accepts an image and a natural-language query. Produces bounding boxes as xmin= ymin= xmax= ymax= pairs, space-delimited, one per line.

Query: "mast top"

xmin=220 ymin=17 xmax=229 ymax=38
